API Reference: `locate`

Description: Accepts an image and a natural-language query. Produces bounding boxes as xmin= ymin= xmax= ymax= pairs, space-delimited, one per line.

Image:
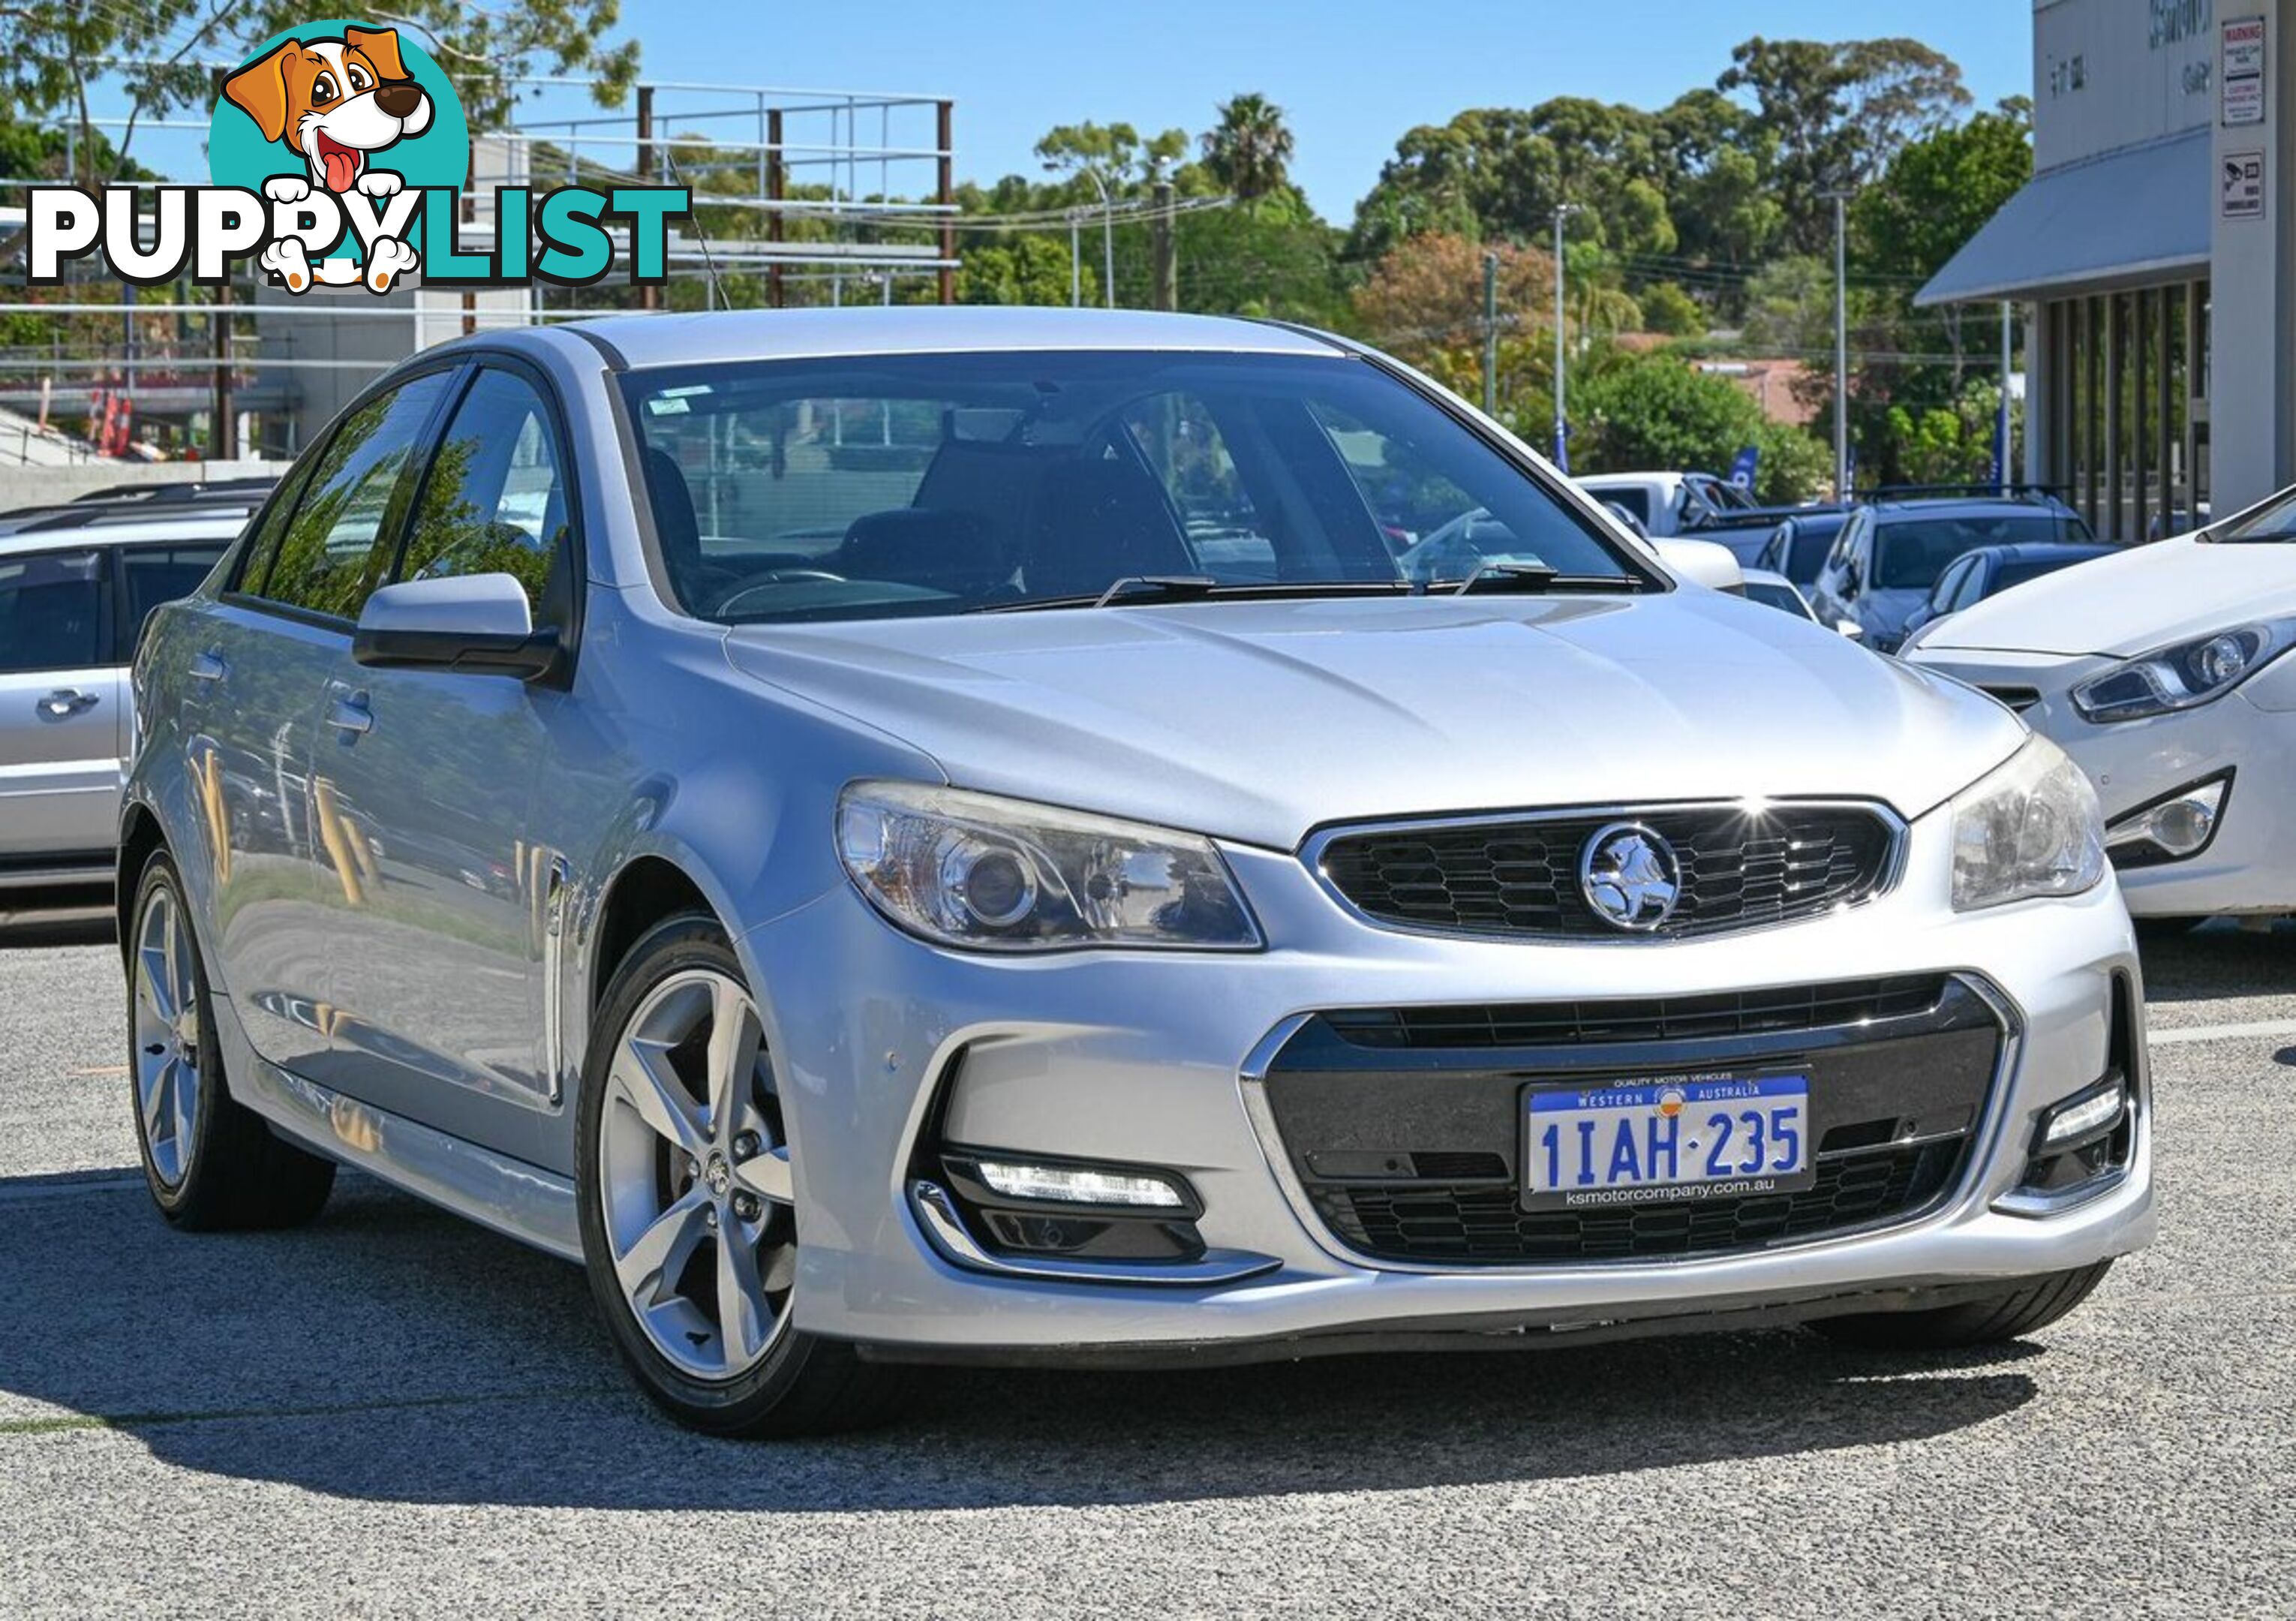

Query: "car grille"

xmin=1255 ymin=976 xmax=2002 ymax=1268
xmin=1309 ymin=1138 xmax=1964 ymax=1264
xmin=1314 ymin=804 xmax=1899 ymax=940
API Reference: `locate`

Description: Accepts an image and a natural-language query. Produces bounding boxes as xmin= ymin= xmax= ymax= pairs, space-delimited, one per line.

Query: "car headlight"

xmin=1949 ymin=736 xmax=2107 ymax=910
xmin=2070 ymin=621 xmax=2294 ymax=722
xmin=836 ymin=781 xmax=1261 ymax=952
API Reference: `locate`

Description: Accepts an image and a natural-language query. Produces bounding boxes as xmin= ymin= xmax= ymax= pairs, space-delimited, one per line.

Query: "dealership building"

xmin=1922 ymin=0 xmax=2296 ymax=539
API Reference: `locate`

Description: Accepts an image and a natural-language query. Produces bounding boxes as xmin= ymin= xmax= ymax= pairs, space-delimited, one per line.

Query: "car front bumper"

xmin=1909 ymin=644 xmax=2296 ymax=917
xmin=743 ymin=809 xmax=2151 ymax=1361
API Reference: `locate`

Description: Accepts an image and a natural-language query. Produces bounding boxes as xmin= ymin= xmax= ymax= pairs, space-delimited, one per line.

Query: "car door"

xmin=0 ymin=544 xmax=118 ymax=873
xmin=312 ymin=362 xmax=575 ymax=1156
xmin=111 ymin=535 xmax=231 ymax=771
xmin=194 ymin=368 xmax=458 ymax=1074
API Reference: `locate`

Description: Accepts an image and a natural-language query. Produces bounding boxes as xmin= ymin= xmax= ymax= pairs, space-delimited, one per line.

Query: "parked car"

xmin=1908 ymin=483 xmax=2296 ymax=926
xmin=1 ymin=507 xmax=242 ymax=905
xmin=1742 ymin=567 xmax=1819 ymax=622
xmin=122 ymin=308 xmax=2148 ymax=1438
xmin=1756 ymin=509 xmax=1850 ymax=588
xmin=1899 ymin=541 xmax=2117 ymax=644
xmin=1808 ymin=498 xmax=2098 ymax=654
xmin=1574 ymin=471 xmax=1737 ymax=539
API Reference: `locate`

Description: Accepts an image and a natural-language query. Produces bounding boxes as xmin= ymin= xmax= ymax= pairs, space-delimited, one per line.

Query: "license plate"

xmin=1523 ymin=1075 xmax=1815 ymax=1210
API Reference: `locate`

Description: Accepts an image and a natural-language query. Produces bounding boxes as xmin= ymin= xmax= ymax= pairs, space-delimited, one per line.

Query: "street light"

xmin=1084 ymin=167 xmax=1114 ymax=310
xmin=1552 ymin=203 xmax=1579 ymax=471
xmin=1820 ymin=187 xmax=1854 ymax=502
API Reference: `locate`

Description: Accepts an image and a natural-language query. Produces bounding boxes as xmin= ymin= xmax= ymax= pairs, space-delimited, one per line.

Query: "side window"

xmin=1601 ymin=486 xmax=1651 ymax=525
xmin=1119 ymin=393 xmax=1275 ymax=580
xmin=1953 ymin=560 xmax=1989 ymax=610
xmin=117 ymin=543 xmax=228 ymax=657
xmin=399 ymin=368 xmax=572 ymax=619
xmin=0 ymin=549 xmax=104 ymax=673
xmin=256 ymin=371 xmax=452 ymax=619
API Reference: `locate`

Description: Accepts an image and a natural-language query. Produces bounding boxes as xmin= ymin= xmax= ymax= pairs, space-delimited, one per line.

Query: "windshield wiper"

xmin=1445 ymin=560 xmax=1643 ymax=595
xmin=1093 ymin=573 xmax=1221 ymax=607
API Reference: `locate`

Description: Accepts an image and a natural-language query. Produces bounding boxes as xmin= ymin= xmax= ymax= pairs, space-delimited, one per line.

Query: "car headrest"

xmin=1026 ymin=456 xmax=1193 ymax=600
xmin=641 ymin=446 xmax=703 ymax=599
xmin=839 ymin=507 xmax=1009 ymax=597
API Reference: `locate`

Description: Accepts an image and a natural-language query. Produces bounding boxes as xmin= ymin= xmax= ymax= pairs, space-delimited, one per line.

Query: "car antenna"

xmin=660 ymin=149 xmax=727 ymax=311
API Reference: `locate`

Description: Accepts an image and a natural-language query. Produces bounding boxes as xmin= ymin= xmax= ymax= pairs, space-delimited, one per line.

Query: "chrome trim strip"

xmin=1238 ymin=971 xmax=2021 ymax=1277
xmin=1299 ymin=798 xmax=1910 ymax=945
xmin=906 ymin=1180 xmax=1282 ymax=1287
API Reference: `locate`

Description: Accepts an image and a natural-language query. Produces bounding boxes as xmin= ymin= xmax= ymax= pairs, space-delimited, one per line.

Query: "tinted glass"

xmin=621 ymin=351 xmax=1636 ymax=624
xmin=0 ymin=550 xmax=102 ymax=672
xmin=1745 ymin=579 xmax=1810 ymax=617
xmin=1991 ymin=556 xmax=2093 ymax=595
xmin=1597 ymin=486 xmax=1651 ymax=523
xmin=399 ymin=368 xmax=570 ymax=618
xmin=119 ymin=544 xmax=227 ymax=653
xmin=258 ymin=371 xmax=452 ymax=618
xmin=1785 ymin=523 xmax=1838 ymax=582
xmin=1873 ymin=514 xmax=2078 ymax=591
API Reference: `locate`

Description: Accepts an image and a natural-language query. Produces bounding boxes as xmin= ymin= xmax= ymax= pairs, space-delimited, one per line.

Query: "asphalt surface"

xmin=2 ymin=915 xmax=2291 ymax=1616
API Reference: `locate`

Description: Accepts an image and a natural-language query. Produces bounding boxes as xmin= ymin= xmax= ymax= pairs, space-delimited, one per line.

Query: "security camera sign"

xmin=2223 ymin=149 xmax=2266 ymax=220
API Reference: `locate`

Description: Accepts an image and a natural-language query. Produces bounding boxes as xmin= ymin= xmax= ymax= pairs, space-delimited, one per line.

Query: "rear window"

xmin=1991 ymin=555 xmax=2095 ymax=595
xmin=621 ymin=350 xmax=1639 ymax=624
xmin=1873 ymin=514 xmax=2083 ymax=591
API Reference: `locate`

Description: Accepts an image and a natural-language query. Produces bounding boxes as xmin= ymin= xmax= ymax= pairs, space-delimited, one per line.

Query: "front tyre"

xmin=575 ymin=914 xmax=906 ymax=1436
xmin=1811 ymin=1262 xmax=2113 ymax=1350
xmin=128 ymin=850 xmax=335 ymax=1229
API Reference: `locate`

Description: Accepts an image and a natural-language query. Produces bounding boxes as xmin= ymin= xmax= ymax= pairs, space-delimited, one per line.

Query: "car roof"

xmin=1960 ymin=541 xmax=2117 ymax=564
xmin=1866 ymin=498 xmax=2072 ymax=521
xmin=533 ymin=306 xmax=1350 ymax=371
xmin=0 ymin=510 xmax=248 ymax=560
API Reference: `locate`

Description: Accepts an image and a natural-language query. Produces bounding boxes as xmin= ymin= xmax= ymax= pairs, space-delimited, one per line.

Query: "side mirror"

xmin=1654 ymin=537 xmax=1746 ymax=594
xmin=1835 ymin=618 xmax=1866 ymax=642
xmin=353 ymin=573 xmax=555 ymax=679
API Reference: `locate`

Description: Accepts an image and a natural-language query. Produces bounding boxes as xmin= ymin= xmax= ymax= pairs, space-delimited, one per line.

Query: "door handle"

xmin=188 ymin=651 xmax=228 ymax=684
xmin=326 ymin=693 xmax=373 ymax=736
xmin=36 ymin=688 xmax=99 ymax=720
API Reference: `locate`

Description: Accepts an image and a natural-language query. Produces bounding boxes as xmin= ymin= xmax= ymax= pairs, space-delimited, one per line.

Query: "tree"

xmin=1574 ymin=349 xmax=1771 ymax=477
xmin=1641 ymin=281 xmax=1706 ymax=338
xmin=1035 ymin=120 xmax=1189 ymax=200
xmin=1351 ymin=232 xmax=1554 ymax=366
xmin=1201 ymin=92 xmax=1296 ymax=203
xmin=956 ymin=234 xmax=1093 ymax=307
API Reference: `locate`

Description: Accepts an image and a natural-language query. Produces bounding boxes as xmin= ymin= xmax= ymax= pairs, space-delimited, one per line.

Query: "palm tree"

xmin=1202 ymin=92 xmax=1296 ymax=203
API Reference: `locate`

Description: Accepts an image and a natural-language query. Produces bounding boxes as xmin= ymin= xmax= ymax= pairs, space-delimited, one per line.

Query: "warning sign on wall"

xmin=2223 ymin=149 xmax=2266 ymax=219
xmin=2223 ymin=16 xmax=2267 ymax=126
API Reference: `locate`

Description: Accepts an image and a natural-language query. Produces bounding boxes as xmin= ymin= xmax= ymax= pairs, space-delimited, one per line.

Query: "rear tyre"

xmin=128 ymin=850 xmax=336 ymax=1231
xmin=1811 ymin=1261 xmax=2113 ymax=1350
xmin=575 ymin=913 xmax=909 ymax=1437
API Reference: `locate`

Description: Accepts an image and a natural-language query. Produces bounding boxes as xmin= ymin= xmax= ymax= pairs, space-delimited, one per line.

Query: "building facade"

xmin=1924 ymin=0 xmax=2296 ymax=538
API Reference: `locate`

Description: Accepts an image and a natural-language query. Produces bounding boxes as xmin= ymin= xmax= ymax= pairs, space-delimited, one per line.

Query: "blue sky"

xmin=627 ymin=0 xmax=2033 ymax=221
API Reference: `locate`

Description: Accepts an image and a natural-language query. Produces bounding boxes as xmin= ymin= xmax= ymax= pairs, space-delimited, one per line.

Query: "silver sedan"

xmin=121 ymin=308 xmax=2151 ymax=1435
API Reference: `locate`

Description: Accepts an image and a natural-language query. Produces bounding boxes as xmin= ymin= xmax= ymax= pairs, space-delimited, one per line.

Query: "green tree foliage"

xmin=957 ymin=234 xmax=1095 ymax=307
xmin=1640 ymin=281 xmax=1706 ymax=338
xmin=1571 ymin=349 xmax=1827 ymax=502
xmin=1201 ymin=92 xmax=1296 ymax=203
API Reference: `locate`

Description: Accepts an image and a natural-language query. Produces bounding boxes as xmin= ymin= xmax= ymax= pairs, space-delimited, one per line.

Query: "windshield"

xmin=1873 ymin=513 xmax=2089 ymax=591
xmin=619 ymin=350 xmax=1639 ymax=624
xmin=2210 ymin=486 xmax=2296 ymax=543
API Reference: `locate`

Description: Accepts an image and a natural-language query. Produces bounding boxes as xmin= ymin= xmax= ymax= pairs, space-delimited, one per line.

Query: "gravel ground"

xmin=1 ymin=919 xmax=2291 ymax=1617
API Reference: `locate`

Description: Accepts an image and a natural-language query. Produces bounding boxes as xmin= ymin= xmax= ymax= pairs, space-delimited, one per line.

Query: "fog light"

xmin=2106 ymin=775 xmax=2228 ymax=865
xmin=2037 ymin=1078 xmax=2128 ymax=1152
xmin=972 ymin=1159 xmax=1186 ymax=1208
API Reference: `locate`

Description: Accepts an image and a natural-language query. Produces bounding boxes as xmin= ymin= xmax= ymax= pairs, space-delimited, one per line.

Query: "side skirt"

xmin=211 ymin=991 xmax=583 ymax=1263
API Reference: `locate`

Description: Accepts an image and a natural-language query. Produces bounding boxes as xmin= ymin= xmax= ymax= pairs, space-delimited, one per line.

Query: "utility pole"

xmin=1083 ymin=167 xmax=1115 ymax=309
xmin=1069 ymin=211 xmax=1082 ymax=308
xmin=1822 ymin=188 xmax=1853 ymax=501
xmin=1152 ymin=180 xmax=1177 ymax=312
xmin=1481 ymin=251 xmax=1499 ymax=416
xmin=1998 ymin=300 xmax=2014 ymax=495
xmin=1551 ymin=204 xmax=1576 ymax=471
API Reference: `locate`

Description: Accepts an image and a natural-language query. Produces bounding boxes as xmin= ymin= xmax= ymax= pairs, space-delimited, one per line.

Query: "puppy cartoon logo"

xmin=209 ymin=20 xmax=468 ymax=294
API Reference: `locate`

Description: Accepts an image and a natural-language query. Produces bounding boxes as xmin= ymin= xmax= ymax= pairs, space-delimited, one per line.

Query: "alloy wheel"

xmin=597 ymin=967 xmax=796 ymax=1381
xmin=131 ymin=883 xmax=202 ymax=1187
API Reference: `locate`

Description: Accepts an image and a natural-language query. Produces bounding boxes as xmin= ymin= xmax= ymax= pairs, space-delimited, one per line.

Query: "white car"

xmin=1906 ymin=489 xmax=2296 ymax=924
xmin=0 ymin=506 xmax=248 ymax=913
